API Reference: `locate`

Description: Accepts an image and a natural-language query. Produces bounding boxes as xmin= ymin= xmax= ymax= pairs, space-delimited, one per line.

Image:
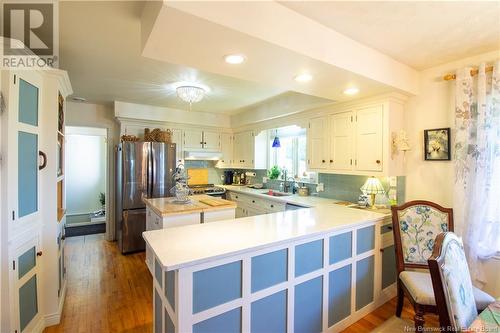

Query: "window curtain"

xmin=453 ymin=61 xmax=500 ymax=285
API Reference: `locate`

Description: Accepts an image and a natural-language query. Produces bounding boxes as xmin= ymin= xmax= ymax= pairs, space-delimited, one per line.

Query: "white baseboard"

xmin=44 ymin=280 xmax=67 ymax=327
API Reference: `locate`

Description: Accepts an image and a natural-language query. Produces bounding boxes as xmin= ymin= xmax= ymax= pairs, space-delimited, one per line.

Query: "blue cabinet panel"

xmin=154 ymin=289 xmax=162 ymax=333
xmin=295 ymin=240 xmax=323 ymax=277
xmin=19 ymin=79 xmax=39 ymax=126
xmin=251 ymin=249 xmax=287 ymax=293
xmin=251 ymin=290 xmax=287 ymax=333
xmin=155 ymin=259 xmax=162 ymax=289
xmin=19 ymin=275 xmax=38 ymax=332
xmin=165 ymin=270 xmax=176 ymax=311
xmin=294 ymin=277 xmax=323 ymax=333
xmin=193 ymin=307 xmax=241 ymax=333
xmin=356 ymin=256 xmax=375 ymax=310
xmin=382 ymin=245 xmax=397 ymax=289
xmin=193 ymin=261 xmax=242 ymax=313
xmin=356 ymin=226 xmax=375 ymax=254
xmin=165 ymin=309 xmax=175 ymax=333
xmin=329 ymin=232 xmax=352 ymax=264
xmin=18 ymin=132 xmax=38 ymax=218
xmin=328 ymin=264 xmax=351 ymax=326
xmin=18 ymin=246 xmax=36 ymax=279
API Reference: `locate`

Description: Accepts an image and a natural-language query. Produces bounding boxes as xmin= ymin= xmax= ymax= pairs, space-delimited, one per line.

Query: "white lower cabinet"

xmin=226 ymin=191 xmax=286 ymax=217
xmin=10 ymin=233 xmax=43 ymax=333
xmin=203 ymin=209 xmax=236 ymax=223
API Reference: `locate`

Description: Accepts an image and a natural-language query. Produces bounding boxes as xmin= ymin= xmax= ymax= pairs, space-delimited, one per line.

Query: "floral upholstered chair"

xmin=391 ymin=201 xmax=494 ymax=331
xmin=428 ymin=232 xmax=483 ymax=331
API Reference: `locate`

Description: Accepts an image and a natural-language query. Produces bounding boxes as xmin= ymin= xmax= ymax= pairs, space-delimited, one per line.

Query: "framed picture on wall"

xmin=424 ymin=128 xmax=451 ymax=161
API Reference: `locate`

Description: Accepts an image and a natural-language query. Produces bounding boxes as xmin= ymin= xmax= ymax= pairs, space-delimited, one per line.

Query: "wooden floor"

xmin=45 ymin=234 xmax=439 ymax=333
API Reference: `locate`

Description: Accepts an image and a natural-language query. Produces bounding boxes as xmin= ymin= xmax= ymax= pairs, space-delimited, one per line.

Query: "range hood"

xmin=184 ymin=150 xmax=222 ymax=160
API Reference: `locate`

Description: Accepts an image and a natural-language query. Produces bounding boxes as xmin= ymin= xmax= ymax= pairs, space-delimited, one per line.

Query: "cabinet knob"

xmin=36 ymin=251 xmax=43 ymax=257
xmin=252 ymin=200 xmax=255 ymax=203
xmin=376 ymin=160 xmax=381 ymax=164
xmin=270 ymin=204 xmax=274 ymax=208
xmin=380 ymin=249 xmax=384 ymax=253
xmin=322 ymin=160 xmax=326 ymax=163
xmin=61 ymin=235 xmax=66 ymax=240
xmin=330 ymin=159 xmax=333 ymax=163
xmin=200 ymin=141 xmax=204 ymax=144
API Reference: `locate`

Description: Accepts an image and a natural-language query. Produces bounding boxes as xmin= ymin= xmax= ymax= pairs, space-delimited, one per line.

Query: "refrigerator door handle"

xmin=147 ymin=143 xmax=153 ymax=198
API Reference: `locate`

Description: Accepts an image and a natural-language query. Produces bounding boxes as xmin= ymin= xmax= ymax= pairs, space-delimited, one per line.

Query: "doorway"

xmin=65 ymin=126 xmax=108 ymax=237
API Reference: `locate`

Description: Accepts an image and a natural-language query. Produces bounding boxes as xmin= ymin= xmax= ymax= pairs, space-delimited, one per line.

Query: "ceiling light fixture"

xmin=176 ymin=85 xmax=206 ymax=110
xmin=343 ymin=87 xmax=359 ymax=95
xmin=294 ymin=73 xmax=312 ymax=82
xmin=224 ymin=54 xmax=246 ymax=64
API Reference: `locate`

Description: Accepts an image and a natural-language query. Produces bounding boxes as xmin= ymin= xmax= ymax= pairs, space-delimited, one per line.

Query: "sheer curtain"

xmin=454 ymin=61 xmax=500 ymax=285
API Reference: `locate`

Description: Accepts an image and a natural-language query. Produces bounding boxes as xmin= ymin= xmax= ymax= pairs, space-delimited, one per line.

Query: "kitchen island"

xmin=143 ymin=203 xmax=397 ymax=333
xmin=143 ymin=194 xmax=236 ymax=274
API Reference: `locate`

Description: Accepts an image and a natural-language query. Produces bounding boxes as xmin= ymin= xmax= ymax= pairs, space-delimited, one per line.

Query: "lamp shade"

xmin=360 ymin=177 xmax=385 ymax=195
xmin=272 ymin=136 xmax=281 ymax=148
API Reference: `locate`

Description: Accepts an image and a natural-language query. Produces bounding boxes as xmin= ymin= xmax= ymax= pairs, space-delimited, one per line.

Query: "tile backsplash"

xmin=183 ymin=162 xmax=406 ymax=205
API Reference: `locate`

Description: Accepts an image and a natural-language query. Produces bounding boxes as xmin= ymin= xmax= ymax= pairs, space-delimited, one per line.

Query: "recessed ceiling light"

xmin=294 ymin=73 xmax=312 ymax=82
xmin=224 ymin=54 xmax=246 ymax=64
xmin=343 ymin=87 xmax=359 ymax=95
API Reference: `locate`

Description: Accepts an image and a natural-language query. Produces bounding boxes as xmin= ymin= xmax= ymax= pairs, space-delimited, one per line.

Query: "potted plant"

xmin=267 ymin=165 xmax=281 ymax=180
xmin=99 ymin=192 xmax=105 ymax=210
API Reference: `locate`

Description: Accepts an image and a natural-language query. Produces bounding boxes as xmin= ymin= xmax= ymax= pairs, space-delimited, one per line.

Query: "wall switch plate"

xmin=316 ymin=183 xmax=324 ymax=192
xmin=263 ymin=177 xmax=268 ymax=183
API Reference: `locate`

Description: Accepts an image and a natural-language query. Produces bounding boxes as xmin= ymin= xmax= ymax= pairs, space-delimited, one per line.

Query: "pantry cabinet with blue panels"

xmin=151 ymin=217 xmax=396 ymax=332
xmin=3 ymin=67 xmax=72 ymax=332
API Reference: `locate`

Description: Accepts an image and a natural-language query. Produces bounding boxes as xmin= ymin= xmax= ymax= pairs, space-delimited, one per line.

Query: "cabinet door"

xmin=11 ymin=235 xmax=42 ymax=332
xmin=233 ymin=132 xmax=246 ymax=168
xmin=183 ymin=129 xmax=203 ymax=149
xmin=202 ymin=131 xmax=221 ymax=151
xmin=241 ymin=131 xmax=255 ymax=168
xmin=171 ymin=129 xmax=183 ymax=165
xmin=307 ymin=117 xmax=328 ymax=169
xmin=381 ymin=245 xmax=397 ymax=290
xmin=217 ymin=133 xmax=233 ymax=168
xmin=330 ymin=112 xmax=354 ymax=171
xmin=355 ymin=106 xmax=383 ymax=171
xmin=6 ymin=71 xmax=44 ymax=238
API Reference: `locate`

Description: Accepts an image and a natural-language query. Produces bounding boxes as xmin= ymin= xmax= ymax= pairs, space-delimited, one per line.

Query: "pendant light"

xmin=272 ymin=129 xmax=281 ymax=148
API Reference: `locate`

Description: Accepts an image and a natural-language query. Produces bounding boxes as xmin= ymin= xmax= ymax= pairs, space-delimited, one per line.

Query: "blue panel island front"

xmin=143 ymin=204 xmax=396 ymax=333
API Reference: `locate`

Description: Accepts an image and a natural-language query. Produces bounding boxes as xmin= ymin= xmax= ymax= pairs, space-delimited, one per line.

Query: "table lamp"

xmin=360 ymin=177 xmax=385 ymax=209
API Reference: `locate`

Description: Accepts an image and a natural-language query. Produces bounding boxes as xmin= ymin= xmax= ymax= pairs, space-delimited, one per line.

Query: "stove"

xmin=188 ymin=184 xmax=226 ymax=196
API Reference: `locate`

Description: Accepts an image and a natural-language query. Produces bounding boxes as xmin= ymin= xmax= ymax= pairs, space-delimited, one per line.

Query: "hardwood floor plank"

xmin=46 ymin=234 xmax=439 ymax=333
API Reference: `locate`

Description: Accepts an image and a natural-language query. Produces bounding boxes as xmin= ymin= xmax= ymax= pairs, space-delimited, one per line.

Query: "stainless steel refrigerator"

xmin=115 ymin=142 xmax=176 ymax=253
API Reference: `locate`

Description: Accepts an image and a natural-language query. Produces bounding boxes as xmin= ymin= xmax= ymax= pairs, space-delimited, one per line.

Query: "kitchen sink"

xmin=263 ymin=191 xmax=292 ymax=197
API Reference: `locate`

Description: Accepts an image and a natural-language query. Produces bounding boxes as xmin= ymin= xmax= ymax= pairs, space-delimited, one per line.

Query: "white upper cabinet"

xmin=307 ymin=98 xmax=404 ymax=176
xmin=355 ymin=106 xmax=383 ymax=172
xmin=227 ymin=131 xmax=267 ymax=169
xmin=183 ymin=129 xmax=204 ymax=149
xmin=307 ymin=116 xmax=329 ymax=169
xmin=330 ymin=112 xmax=354 ymax=171
xmin=216 ymin=133 xmax=233 ymax=168
xmin=202 ymin=131 xmax=221 ymax=151
xmin=183 ymin=129 xmax=221 ymax=151
xmin=171 ymin=129 xmax=184 ymax=165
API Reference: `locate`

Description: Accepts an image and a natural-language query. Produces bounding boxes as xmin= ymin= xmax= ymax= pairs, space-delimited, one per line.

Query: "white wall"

xmin=66 ymin=127 xmax=107 ymax=215
xmin=404 ymin=49 xmax=500 ymax=296
xmin=115 ymin=100 xmax=231 ymax=129
xmin=66 ymin=102 xmax=118 ymax=240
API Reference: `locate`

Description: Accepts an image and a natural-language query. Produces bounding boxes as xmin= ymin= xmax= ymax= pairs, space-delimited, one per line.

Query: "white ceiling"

xmin=281 ymin=1 xmax=500 ymax=70
xmin=59 ymin=1 xmax=330 ymax=114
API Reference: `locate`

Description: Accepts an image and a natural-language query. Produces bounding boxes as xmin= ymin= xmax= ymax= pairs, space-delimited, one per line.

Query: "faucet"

xmin=287 ymin=177 xmax=298 ymax=194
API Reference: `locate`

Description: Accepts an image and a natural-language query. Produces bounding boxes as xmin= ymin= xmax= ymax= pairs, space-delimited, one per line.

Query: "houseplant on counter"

xmin=267 ymin=165 xmax=281 ymax=180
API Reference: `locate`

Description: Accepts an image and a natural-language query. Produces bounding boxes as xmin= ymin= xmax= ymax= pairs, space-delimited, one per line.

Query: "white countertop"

xmin=143 ymin=204 xmax=388 ymax=271
xmin=221 ymin=185 xmax=343 ymax=207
